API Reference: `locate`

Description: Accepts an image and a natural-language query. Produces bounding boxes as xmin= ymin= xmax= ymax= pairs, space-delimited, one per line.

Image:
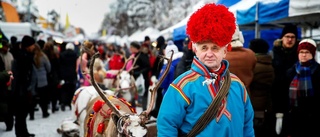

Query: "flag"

xmin=65 ymin=13 xmax=70 ymax=30
xmin=102 ymin=29 xmax=107 ymax=36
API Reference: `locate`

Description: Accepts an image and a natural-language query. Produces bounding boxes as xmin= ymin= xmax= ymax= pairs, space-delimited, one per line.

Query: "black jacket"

xmin=59 ymin=49 xmax=78 ymax=83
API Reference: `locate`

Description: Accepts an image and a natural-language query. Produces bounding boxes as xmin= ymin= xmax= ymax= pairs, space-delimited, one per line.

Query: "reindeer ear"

xmin=111 ymin=112 xmax=120 ymax=125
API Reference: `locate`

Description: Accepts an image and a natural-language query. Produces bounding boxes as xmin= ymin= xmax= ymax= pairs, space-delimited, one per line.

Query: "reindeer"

xmin=84 ymin=51 xmax=173 ymax=137
xmin=111 ymin=55 xmax=140 ymax=103
xmin=70 ymin=49 xmax=140 ymax=137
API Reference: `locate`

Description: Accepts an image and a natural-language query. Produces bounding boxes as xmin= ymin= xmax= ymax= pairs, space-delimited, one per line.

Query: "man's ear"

xmin=223 ymin=46 xmax=228 ymax=58
xmin=192 ymin=44 xmax=197 ymax=53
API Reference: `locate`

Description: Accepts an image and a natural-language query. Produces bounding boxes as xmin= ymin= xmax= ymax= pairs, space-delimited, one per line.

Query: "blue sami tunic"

xmin=157 ymin=57 xmax=255 ymax=137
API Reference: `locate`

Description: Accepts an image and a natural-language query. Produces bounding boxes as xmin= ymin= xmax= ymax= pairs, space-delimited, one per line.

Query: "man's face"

xmin=129 ymin=46 xmax=139 ymax=54
xmin=193 ymin=41 xmax=227 ymax=70
xmin=281 ymin=33 xmax=296 ymax=48
xmin=26 ymin=44 xmax=35 ymax=53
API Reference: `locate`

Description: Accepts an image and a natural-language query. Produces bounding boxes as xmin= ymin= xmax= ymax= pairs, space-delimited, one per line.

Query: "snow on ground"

xmin=0 ymin=106 xmax=143 ymax=137
xmin=0 ymin=108 xmax=74 ymax=137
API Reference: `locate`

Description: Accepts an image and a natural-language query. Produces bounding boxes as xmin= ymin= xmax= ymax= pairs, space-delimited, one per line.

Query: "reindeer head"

xmin=114 ymin=55 xmax=139 ymax=102
xmin=89 ymin=51 xmax=173 ymax=137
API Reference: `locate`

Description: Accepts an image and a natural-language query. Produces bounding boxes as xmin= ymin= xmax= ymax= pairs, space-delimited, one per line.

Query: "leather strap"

xmin=187 ymin=70 xmax=231 ymax=137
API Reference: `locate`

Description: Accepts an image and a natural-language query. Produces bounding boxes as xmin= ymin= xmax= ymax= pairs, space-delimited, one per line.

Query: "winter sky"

xmin=34 ymin=0 xmax=116 ymax=35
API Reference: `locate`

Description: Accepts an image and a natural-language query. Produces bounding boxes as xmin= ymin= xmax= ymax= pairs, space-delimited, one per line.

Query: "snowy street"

xmin=0 ymin=108 xmax=74 ymax=137
xmin=0 ymin=106 xmax=144 ymax=137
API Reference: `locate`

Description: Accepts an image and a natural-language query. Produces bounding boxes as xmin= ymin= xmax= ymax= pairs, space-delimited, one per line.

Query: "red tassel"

xmin=188 ymin=42 xmax=193 ymax=50
xmin=227 ymin=44 xmax=232 ymax=51
xmin=93 ymin=100 xmax=104 ymax=112
xmin=115 ymin=105 xmax=120 ymax=110
xmin=97 ymin=123 xmax=105 ymax=134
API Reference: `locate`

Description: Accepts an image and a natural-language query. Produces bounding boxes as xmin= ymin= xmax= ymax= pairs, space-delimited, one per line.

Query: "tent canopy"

xmin=233 ymin=0 xmax=320 ymax=26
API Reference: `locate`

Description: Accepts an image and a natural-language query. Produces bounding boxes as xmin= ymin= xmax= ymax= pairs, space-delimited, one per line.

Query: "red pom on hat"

xmin=186 ymin=3 xmax=236 ymax=47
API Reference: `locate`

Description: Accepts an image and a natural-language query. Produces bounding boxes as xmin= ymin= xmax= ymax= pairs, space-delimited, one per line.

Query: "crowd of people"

xmin=1 ymin=3 xmax=320 ymax=137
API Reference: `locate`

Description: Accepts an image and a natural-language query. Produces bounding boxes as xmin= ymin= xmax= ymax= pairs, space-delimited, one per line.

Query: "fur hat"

xmin=186 ymin=3 xmax=236 ymax=49
xmin=66 ymin=42 xmax=75 ymax=50
xmin=280 ymin=24 xmax=298 ymax=39
xmin=231 ymin=25 xmax=244 ymax=48
xmin=21 ymin=35 xmax=35 ymax=49
xmin=298 ymin=38 xmax=317 ymax=57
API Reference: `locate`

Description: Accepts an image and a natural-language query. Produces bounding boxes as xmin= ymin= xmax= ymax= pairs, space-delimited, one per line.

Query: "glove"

xmin=275 ymin=113 xmax=284 ymax=135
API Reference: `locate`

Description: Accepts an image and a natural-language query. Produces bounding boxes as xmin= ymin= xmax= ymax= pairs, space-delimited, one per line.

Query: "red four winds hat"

xmin=186 ymin=3 xmax=236 ymax=50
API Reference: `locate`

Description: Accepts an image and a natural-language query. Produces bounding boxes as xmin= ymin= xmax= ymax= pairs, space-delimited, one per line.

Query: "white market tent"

xmin=128 ymin=29 xmax=143 ymax=42
xmin=129 ymin=27 xmax=161 ymax=42
xmin=0 ymin=22 xmax=33 ymax=41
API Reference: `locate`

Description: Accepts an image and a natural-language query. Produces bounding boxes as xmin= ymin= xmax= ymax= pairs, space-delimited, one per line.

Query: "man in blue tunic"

xmin=157 ymin=3 xmax=255 ymax=137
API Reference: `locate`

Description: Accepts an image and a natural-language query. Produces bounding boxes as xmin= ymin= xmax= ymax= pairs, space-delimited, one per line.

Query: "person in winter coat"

xmin=32 ymin=44 xmax=51 ymax=118
xmin=42 ymin=42 xmax=60 ymax=113
xmin=59 ymin=43 xmax=78 ymax=111
xmin=249 ymin=38 xmax=274 ymax=137
xmin=10 ymin=35 xmax=36 ymax=137
xmin=149 ymin=36 xmax=166 ymax=118
xmin=0 ymin=40 xmax=14 ymax=131
xmin=127 ymin=41 xmax=150 ymax=110
xmin=279 ymin=39 xmax=320 ymax=137
xmin=157 ymin=4 xmax=254 ymax=137
xmin=270 ymin=24 xmax=299 ymax=136
xmin=79 ymin=41 xmax=95 ymax=86
xmin=159 ymin=40 xmax=183 ymax=95
xmin=225 ymin=25 xmax=256 ymax=93
xmin=150 ymin=41 xmax=184 ymax=118
xmin=175 ymin=37 xmax=194 ymax=78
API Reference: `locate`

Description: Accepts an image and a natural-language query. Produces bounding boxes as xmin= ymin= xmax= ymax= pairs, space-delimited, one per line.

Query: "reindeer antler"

xmin=120 ymin=53 xmax=141 ymax=73
xmin=90 ymin=52 xmax=122 ymax=116
xmin=140 ymin=50 xmax=174 ymax=121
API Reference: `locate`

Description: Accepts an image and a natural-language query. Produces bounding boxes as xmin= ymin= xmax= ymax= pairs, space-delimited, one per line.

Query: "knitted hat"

xmin=37 ymin=40 xmax=45 ymax=49
xmin=186 ymin=3 xmax=236 ymax=50
xmin=280 ymin=25 xmax=298 ymax=39
xmin=66 ymin=42 xmax=75 ymax=50
xmin=144 ymin=36 xmax=150 ymax=42
xmin=230 ymin=25 xmax=244 ymax=48
xmin=165 ymin=40 xmax=179 ymax=58
xmin=21 ymin=35 xmax=35 ymax=49
xmin=298 ymin=38 xmax=317 ymax=57
xmin=249 ymin=38 xmax=269 ymax=54
xmin=130 ymin=41 xmax=140 ymax=49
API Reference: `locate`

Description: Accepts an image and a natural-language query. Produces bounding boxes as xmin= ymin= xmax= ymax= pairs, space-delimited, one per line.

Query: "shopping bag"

xmin=135 ymin=74 xmax=145 ymax=96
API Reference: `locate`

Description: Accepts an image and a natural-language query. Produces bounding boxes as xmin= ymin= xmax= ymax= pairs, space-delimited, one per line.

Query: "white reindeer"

xmin=69 ymin=52 xmax=139 ymax=137
xmin=84 ymin=51 xmax=173 ymax=137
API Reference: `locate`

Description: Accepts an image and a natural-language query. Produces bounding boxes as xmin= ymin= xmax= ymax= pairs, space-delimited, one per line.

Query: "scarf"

xmin=208 ymin=62 xmax=226 ymax=89
xmin=289 ymin=60 xmax=315 ymax=107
